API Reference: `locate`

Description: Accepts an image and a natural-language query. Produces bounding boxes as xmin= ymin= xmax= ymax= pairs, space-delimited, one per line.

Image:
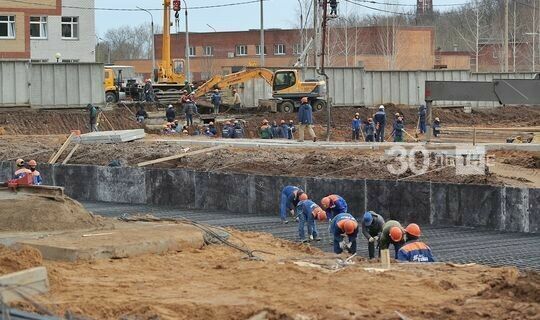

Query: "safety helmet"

xmin=343 ymin=220 xmax=358 ymax=235
xmin=363 ymin=211 xmax=374 ymax=226
xmin=262 ymin=119 xmax=269 ymax=124
xmin=298 ymin=193 xmax=308 ymax=201
xmin=209 ymin=122 xmax=214 ymax=125
xmin=313 ymin=207 xmax=327 ymax=221
xmin=168 ymin=104 xmax=173 ymax=108
xmin=289 ymin=120 xmax=294 ymax=123
xmin=28 ymin=160 xmax=37 ymax=167
xmin=301 ymin=97 xmax=308 ymax=103
xmin=389 ymin=227 xmax=403 ymax=242
xmin=379 ymin=105 xmax=385 ymax=110
xmin=280 ymin=119 xmax=285 ymax=124
xmin=225 ymin=121 xmax=231 ymax=125
xmin=15 ymin=159 xmax=24 ymax=167
xmin=435 ymin=117 xmax=440 ymax=121
xmin=214 ymin=89 xmax=219 ymax=92
xmin=355 ymin=112 xmax=360 ymax=116
xmin=321 ymin=196 xmax=331 ymax=209
xmin=395 ymin=113 xmax=400 ymax=116
xmin=405 ymin=223 xmax=421 ymax=237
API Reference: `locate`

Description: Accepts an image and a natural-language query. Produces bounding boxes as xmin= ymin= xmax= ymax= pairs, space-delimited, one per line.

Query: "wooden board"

xmin=0 ymin=266 xmax=49 ymax=303
xmin=62 ymin=144 xmax=80 ymax=165
xmin=137 ymin=145 xmax=227 ymax=167
xmin=381 ymin=249 xmax=391 ymax=269
xmin=48 ymin=132 xmax=74 ymax=164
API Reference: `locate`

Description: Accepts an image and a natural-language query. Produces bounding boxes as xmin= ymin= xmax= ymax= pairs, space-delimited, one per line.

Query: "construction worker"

xmin=418 ymin=104 xmax=427 ymax=134
xmin=361 ymin=211 xmax=385 ymax=259
xmin=287 ymin=120 xmax=296 ymax=140
xmin=352 ymin=113 xmax=361 ymax=141
xmin=166 ymin=104 xmax=176 ymax=122
xmin=88 ymin=104 xmax=98 ymax=132
xmin=279 ymin=186 xmax=306 ymax=223
xmin=271 ymin=120 xmax=281 ymax=139
xmin=232 ymin=89 xmax=242 ymax=110
xmin=320 ymin=194 xmax=348 ymax=220
xmin=135 ymin=105 xmax=148 ymax=123
xmin=211 ymin=89 xmax=222 ymax=114
xmin=397 ymin=223 xmax=435 ymax=262
xmin=297 ymin=97 xmax=317 ymax=142
xmin=279 ymin=120 xmax=289 ymax=139
xmin=433 ymin=117 xmax=441 ymax=137
xmin=374 ymin=105 xmax=386 ymax=142
xmin=27 ymin=160 xmax=42 ymax=185
xmin=222 ymin=121 xmax=233 ymax=138
xmin=208 ymin=122 xmax=217 ymax=136
xmin=380 ymin=220 xmax=407 ymax=259
xmin=13 ymin=159 xmax=31 ymax=179
xmin=143 ymin=80 xmax=154 ymax=102
xmin=329 ymin=0 xmax=338 ymax=15
xmin=231 ymin=120 xmax=244 ymax=139
xmin=183 ymin=99 xmax=198 ymax=126
xmin=392 ymin=116 xmax=404 ymax=142
xmin=258 ymin=119 xmax=273 ymax=139
xmin=364 ymin=118 xmax=375 ymax=142
xmin=296 ymin=199 xmax=327 ymax=242
xmin=330 ymin=213 xmax=359 ymax=254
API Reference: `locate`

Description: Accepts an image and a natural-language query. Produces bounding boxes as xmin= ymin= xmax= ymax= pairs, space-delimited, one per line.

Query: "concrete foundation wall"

xmin=1 ymin=162 xmax=537 ymax=233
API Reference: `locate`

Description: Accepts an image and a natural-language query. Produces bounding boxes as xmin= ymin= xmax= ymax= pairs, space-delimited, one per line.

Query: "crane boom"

xmin=193 ymin=68 xmax=275 ymax=98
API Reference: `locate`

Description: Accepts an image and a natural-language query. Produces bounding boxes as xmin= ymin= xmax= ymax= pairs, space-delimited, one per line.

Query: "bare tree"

xmin=95 ymin=23 xmax=162 ymax=63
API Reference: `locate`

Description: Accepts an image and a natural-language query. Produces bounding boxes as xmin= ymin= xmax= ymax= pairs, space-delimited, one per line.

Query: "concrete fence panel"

xmin=529 ymin=189 xmax=540 ymax=233
xmin=145 ymin=168 xmax=196 ymax=208
xmin=0 ymin=61 xmax=30 ymax=107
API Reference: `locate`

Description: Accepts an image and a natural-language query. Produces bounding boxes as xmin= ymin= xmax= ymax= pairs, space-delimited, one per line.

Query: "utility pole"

xmin=504 ymin=0 xmax=509 ymax=72
xmin=534 ymin=0 xmax=537 ymax=72
xmin=319 ymin=0 xmax=331 ymax=141
xmin=260 ymin=0 xmax=265 ymax=67
xmin=313 ymin=0 xmax=319 ymax=70
xmin=513 ymin=0 xmax=516 ymax=72
xmin=297 ymin=0 xmax=304 ymax=55
xmin=136 ymin=7 xmax=155 ymax=80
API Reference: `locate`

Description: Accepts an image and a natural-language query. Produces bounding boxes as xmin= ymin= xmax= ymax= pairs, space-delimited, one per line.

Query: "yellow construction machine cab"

xmin=272 ymin=69 xmax=327 ymax=112
xmin=103 ymin=68 xmax=119 ymax=103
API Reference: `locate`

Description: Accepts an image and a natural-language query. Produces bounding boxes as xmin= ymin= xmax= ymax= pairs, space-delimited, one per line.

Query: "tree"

xmin=96 ymin=23 xmax=162 ymax=63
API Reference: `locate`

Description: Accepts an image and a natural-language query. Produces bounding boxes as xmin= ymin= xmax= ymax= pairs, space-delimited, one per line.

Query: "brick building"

xmin=0 ymin=0 xmax=95 ymax=62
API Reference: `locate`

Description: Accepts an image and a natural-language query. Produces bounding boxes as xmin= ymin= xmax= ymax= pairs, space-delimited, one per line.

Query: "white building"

xmin=29 ymin=0 xmax=95 ymax=62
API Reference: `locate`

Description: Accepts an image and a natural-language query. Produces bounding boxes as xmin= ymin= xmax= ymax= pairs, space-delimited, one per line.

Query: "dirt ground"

xmin=3 ymin=229 xmax=537 ymax=320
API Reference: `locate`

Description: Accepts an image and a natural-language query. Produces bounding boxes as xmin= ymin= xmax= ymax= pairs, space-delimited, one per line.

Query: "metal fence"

xmin=239 ymin=68 xmax=538 ymax=108
xmin=0 ymin=61 xmax=104 ymax=109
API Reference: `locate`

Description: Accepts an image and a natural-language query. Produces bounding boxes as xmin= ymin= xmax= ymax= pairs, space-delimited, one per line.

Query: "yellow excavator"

xmin=193 ymin=68 xmax=327 ymax=112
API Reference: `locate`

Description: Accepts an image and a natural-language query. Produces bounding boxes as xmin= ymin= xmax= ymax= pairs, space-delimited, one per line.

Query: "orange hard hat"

xmin=390 ymin=227 xmax=403 ymax=242
xmin=321 ymin=197 xmax=331 ymax=209
xmin=298 ymin=193 xmax=308 ymax=201
xmin=15 ymin=159 xmax=24 ymax=167
xmin=343 ymin=220 xmax=358 ymax=235
xmin=313 ymin=207 xmax=327 ymax=221
xmin=405 ymin=223 xmax=421 ymax=237
xmin=28 ymin=160 xmax=37 ymax=167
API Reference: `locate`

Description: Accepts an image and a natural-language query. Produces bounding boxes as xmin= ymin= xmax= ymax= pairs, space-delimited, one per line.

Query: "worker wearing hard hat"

xmin=374 ymin=105 xmax=386 ymax=142
xmin=397 ymin=223 xmax=435 ymax=262
xmin=379 ymin=220 xmax=407 ymax=258
xmin=222 ymin=121 xmax=233 ymax=138
xmin=320 ymin=194 xmax=348 ymax=220
xmin=279 ymin=186 xmax=306 ymax=224
xmin=361 ymin=211 xmax=385 ymax=259
xmin=330 ymin=213 xmax=359 ymax=254
xmin=211 ymin=89 xmax=222 ymax=114
xmin=258 ymin=119 xmax=273 ymax=139
xmin=297 ymin=97 xmax=317 ymax=142
xmin=352 ymin=112 xmax=361 ymax=141
xmin=296 ymin=198 xmax=327 ymax=242
xmin=13 ymin=159 xmax=31 ymax=179
xmin=27 ymin=160 xmax=42 ymax=185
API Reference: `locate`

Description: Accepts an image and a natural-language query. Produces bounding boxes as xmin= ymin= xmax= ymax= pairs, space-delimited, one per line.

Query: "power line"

xmin=344 ymin=0 xmax=415 ymax=15
xmin=1 ymin=0 xmax=267 ymax=11
xmin=347 ymin=0 xmax=471 ymax=8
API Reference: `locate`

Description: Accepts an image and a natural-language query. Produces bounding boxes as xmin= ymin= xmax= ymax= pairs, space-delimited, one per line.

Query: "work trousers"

xmin=365 ymin=135 xmax=374 ymax=142
xmin=90 ymin=120 xmax=98 ymax=132
xmin=419 ymin=120 xmax=426 ymax=133
xmin=298 ymin=211 xmax=318 ymax=240
xmin=352 ymin=129 xmax=360 ymax=141
xmin=376 ymin=125 xmax=385 ymax=142
xmin=186 ymin=114 xmax=193 ymax=126
xmin=279 ymin=190 xmax=291 ymax=222
xmin=393 ymin=135 xmax=403 ymax=142
xmin=298 ymin=124 xmax=316 ymax=142
xmin=213 ymin=103 xmax=220 ymax=114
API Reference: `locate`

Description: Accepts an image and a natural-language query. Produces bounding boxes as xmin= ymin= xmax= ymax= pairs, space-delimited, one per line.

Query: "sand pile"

xmin=0 ymin=245 xmax=42 ymax=275
xmin=0 ymin=193 xmax=104 ymax=232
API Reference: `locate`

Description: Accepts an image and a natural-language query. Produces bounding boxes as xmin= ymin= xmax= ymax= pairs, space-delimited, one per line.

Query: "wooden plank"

xmin=62 ymin=144 xmax=80 ymax=165
xmin=137 ymin=145 xmax=227 ymax=167
xmin=0 ymin=266 xmax=49 ymax=303
xmin=380 ymin=249 xmax=391 ymax=269
xmin=48 ymin=132 xmax=74 ymax=164
xmin=445 ymin=126 xmax=540 ymax=132
xmin=101 ymin=112 xmax=115 ymax=131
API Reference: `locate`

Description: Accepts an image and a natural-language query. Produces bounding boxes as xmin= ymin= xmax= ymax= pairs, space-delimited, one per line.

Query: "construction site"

xmin=0 ymin=0 xmax=539 ymax=319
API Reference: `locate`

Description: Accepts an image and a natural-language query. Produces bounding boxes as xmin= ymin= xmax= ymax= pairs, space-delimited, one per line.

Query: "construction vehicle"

xmin=193 ymin=68 xmax=327 ymax=113
xmin=103 ymin=66 xmax=142 ymax=103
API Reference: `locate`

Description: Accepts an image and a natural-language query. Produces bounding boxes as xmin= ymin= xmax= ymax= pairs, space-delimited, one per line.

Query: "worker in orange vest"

xmin=27 ymin=160 xmax=42 ymax=185
xmin=13 ymin=159 xmax=31 ymax=179
xmin=330 ymin=213 xmax=359 ymax=254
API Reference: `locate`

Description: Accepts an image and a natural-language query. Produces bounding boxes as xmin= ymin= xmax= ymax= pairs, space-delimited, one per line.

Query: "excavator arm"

xmin=193 ymin=68 xmax=275 ymax=98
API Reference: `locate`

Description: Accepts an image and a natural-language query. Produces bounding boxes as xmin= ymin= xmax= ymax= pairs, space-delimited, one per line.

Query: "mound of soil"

xmin=0 ymin=245 xmax=42 ymax=275
xmin=0 ymin=193 xmax=104 ymax=232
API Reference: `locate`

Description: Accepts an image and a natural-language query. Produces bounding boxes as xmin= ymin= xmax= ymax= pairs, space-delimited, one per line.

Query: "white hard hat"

xmin=379 ymin=105 xmax=385 ymax=109
xmin=168 ymin=104 xmax=173 ymax=108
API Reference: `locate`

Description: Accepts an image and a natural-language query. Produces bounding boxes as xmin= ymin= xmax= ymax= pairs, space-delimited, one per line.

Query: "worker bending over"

xmin=296 ymin=199 xmax=327 ymax=242
xmin=279 ymin=186 xmax=307 ymax=224
xmin=330 ymin=213 xmax=359 ymax=254
xmin=320 ymin=194 xmax=348 ymax=220
xmin=379 ymin=220 xmax=406 ymax=259
xmin=397 ymin=223 xmax=435 ymax=262
xmin=13 ymin=159 xmax=31 ymax=179
xmin=361 ymin=211 xmax=385 ymax=259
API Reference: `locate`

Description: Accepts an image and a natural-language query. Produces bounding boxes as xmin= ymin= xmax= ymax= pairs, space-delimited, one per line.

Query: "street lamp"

xmin=55 ymin=52 xmax=61 ymax=63
xmin=136 ymin=6 xmax=156 ymax=81
xmin=183 ymin=0 xmax=190 ymax=84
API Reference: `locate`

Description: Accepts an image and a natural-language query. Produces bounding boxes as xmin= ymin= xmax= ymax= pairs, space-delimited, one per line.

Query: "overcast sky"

xmin=94 ymin=0 xmax=468 ymax=36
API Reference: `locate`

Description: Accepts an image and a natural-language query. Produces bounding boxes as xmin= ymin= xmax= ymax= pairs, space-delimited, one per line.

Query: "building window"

xmin=30 ymin=16 xmax=47 ymax=39
xmin=0 ymin=16 xmax=16 ymax=39
xmin=204 ymin=46 xmax=214 ymax=56
xmin=235 ymin=45 xmax=247 ymax=56
xmin=293 ymin=43 xmax=302 ymax=55
xmin=189 ymin=46 xmax=196 ymax=57
xmin=255 ymin=45 xmax=267 ymax=55
xmin=61 ymin=17 xmax=78 ymax=39
xmin=274 ymin=44 xmax=286 ymax=55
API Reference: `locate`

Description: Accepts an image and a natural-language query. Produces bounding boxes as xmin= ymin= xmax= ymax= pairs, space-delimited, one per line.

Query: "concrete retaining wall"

xmin=1 ymin=162 xmax=537 ymax=233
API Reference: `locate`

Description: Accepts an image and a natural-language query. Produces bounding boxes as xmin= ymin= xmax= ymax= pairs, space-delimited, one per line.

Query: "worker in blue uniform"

xmin=279 ymin=186 xmax=307 ymax=224
xmin=397 ymin=223 xmax=435 ymax=262
xmin=330 ymin=213 xmax=359 ymax=254
xmin=296 ymin=199 xmax=327 ymax=242
xmin=320 ymin=194 xmax=348 ymax=220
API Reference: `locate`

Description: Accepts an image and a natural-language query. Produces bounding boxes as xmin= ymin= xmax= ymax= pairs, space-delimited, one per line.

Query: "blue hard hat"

xmin=363 ymin=211 xmax=374 ymax=226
